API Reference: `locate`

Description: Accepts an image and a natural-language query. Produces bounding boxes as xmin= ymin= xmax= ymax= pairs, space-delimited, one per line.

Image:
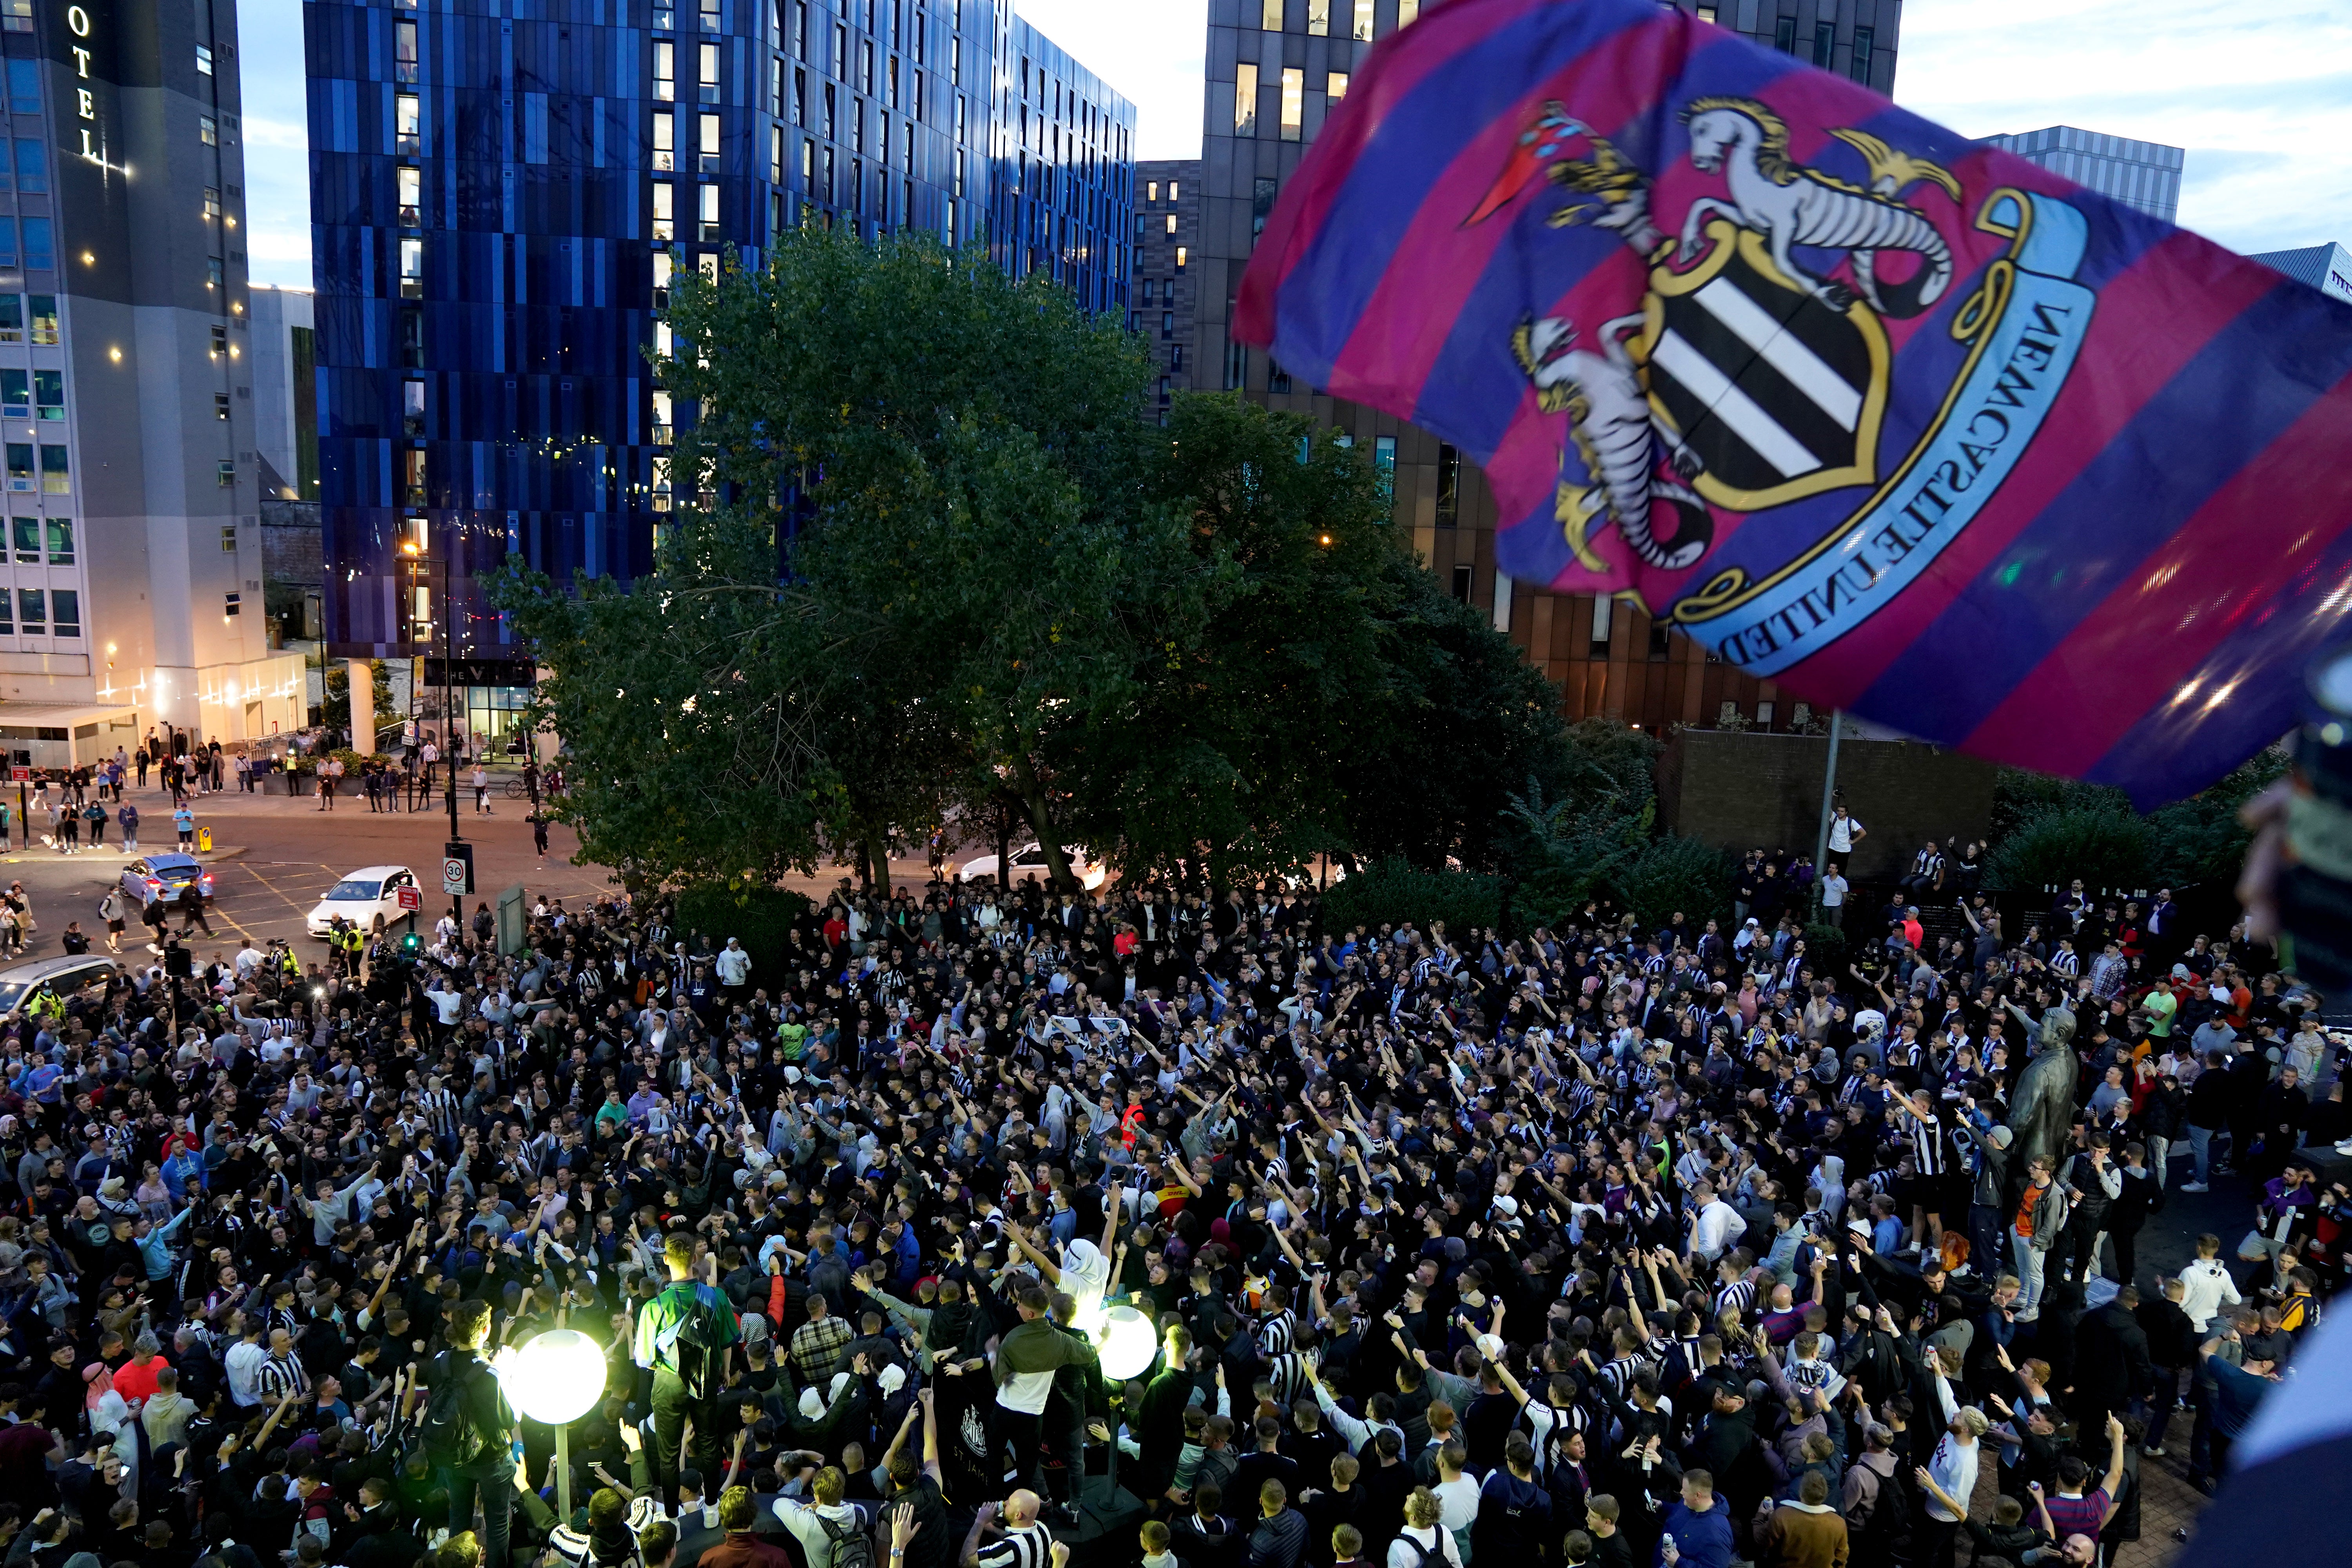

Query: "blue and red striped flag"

xmin=1235 ymin=0 xmax=2352 ymax=805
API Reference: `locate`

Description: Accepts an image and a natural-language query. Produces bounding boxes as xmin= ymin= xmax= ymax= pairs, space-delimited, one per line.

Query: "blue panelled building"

xmin=306 ymin=0 xmax=1134 ymax=740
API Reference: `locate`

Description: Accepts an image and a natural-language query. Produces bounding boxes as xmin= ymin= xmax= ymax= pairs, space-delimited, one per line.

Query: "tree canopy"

xmin=496 ymin=228 xmax=1606 ymax=893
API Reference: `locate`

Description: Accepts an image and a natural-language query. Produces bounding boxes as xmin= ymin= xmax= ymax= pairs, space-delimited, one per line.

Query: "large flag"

xmin=1235 ymin=0 xmax=2352 ymax=805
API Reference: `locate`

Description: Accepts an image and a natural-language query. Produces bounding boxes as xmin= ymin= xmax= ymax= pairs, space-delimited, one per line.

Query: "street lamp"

xmin=401 ymin=528 xmax=466 ymax=925
xmin=497 ymin=1328 xmax=609 ymax=1522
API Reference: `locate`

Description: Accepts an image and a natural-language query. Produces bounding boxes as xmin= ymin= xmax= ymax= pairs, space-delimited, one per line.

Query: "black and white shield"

xmin=1638 ymin=221 xmax=1890 ymax=512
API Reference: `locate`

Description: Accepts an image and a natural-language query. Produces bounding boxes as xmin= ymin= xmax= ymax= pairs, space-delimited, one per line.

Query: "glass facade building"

xmin=308 ymin=0 xmax=1134 ymax=688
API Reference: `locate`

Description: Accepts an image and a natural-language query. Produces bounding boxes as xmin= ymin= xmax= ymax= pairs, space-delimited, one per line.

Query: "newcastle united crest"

xmin=1472 ymin=97 xmax=2096 ymax=675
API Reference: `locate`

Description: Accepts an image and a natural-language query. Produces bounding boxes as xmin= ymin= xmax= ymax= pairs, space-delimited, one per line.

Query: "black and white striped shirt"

xmin=253 ymin=1351 xmax=311 ymax=1405
xmin=973 ymin=1522 xmax=1054 ymax=1568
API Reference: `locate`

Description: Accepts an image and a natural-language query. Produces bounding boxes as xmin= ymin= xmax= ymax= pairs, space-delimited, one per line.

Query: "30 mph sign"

xmin=442 ymin=857 xmax=468 ymax=894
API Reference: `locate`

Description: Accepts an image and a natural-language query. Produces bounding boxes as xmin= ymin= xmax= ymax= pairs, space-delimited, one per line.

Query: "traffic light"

xmin=400 ymin=929 xmax=422 ymax=955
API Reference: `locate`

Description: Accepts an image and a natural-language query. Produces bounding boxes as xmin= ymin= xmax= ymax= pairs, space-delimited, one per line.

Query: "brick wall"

xmin=1657 ymin=730 xmax=1996 ymax=882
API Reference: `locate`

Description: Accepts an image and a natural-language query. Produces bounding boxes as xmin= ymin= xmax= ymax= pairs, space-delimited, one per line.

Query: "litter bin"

xmin=198 ymin=827 xmax=212 ymax=852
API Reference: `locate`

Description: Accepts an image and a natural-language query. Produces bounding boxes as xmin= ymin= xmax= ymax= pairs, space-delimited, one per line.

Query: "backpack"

xmin=652 ymin=1283 xmax=728 ymax=1401
xmin=1394 ymin=1531 xmax=1435 ymax=1568
xmin=421 ymin=1351 xmax=493 ymax=1466
xmin=816 ymin=1509 xmax=876 ymax=1568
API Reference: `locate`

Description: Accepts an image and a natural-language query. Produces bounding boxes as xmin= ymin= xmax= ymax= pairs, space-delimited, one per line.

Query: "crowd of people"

xmin=0 ymin=853 xmax=2326 ymax=1568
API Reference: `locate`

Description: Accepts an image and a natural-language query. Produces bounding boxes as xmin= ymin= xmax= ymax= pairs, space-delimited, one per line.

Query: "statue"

xmin=2004 ymin=1000 xmax=2079 ymax=1172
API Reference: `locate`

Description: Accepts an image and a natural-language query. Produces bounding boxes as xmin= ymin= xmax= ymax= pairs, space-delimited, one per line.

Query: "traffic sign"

xmin=397 ymin=886 xmax=422 ymax=911
xmin=443 ymin=840 xmax=475 ymax=895
xmin=7 ymin=767 xmax=26 ymax=782
xmin=442 ymin=857 xmax=467 ymax=894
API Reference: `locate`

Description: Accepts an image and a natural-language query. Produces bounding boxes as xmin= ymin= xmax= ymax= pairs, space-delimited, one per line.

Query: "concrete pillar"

xmin=346 ymin=659 xmax=376 ymax=753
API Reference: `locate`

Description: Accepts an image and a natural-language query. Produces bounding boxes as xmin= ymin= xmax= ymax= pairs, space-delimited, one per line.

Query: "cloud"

xmin=1014 ymin=0 xmax=1207 ymax=159
xmin=1897 ymin=0 xmax=2352 ymax=254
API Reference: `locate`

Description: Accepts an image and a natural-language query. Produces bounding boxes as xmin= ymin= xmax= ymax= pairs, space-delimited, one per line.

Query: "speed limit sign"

xmin=442 ymin=856 xmax=468 ymax=893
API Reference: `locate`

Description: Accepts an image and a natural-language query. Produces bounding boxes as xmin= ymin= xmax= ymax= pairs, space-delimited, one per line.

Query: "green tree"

xmin=321 ymin=659 xmax=395 ymax=740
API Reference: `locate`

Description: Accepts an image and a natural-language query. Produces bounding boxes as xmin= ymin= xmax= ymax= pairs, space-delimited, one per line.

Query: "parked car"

xmin=119 ymin=854 xmax=215 ymax=910
xmin=306 ymin=864 xmax=423 ymax=937
xmin=0 ymin=955 xmax=127 ymax=1020
xmin=956 ymin=841 xmax=1108 ymax=891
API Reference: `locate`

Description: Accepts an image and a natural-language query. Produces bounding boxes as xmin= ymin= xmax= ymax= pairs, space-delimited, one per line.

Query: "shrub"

xmin=1615 ymin=834 xmax=1737 ymax=931
xmin=1802 ymin=921 xmax=1848 ymax=974
xmin=1984 ymin=806 xmax=2156 ymax=895
xmin=670 ymin=883 xmax=815 ymax=988
xmin=1319 ymin=858 xmax=1501 ymax=939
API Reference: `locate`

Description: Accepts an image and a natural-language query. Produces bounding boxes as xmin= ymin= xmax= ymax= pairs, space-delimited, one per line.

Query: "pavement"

xmin=0 ymin=779 xmax=609 ymax=957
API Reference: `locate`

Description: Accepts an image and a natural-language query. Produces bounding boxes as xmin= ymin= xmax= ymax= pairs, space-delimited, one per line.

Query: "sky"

xmin=236 ymin=0 xmax=2352 ymax=290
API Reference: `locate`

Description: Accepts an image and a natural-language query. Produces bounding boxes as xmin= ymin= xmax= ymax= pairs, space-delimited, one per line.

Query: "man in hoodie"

xmin=1468 ymin=1435 xmax=1552 ymax=1566
xmin=1246 ymin=1480 xmax=1308 ymax=1568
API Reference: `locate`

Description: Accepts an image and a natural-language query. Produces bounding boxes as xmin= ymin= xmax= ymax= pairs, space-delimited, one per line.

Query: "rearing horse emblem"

xmin=1470 ymin=95 xmax=1962 ymax=550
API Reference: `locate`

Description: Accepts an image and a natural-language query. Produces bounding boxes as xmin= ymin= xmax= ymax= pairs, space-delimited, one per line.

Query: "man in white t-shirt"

xmin=1827 ymin=805 xmax=1864 ymax=858
xmin=1819 ymin=863 xmax=1849 ymax=930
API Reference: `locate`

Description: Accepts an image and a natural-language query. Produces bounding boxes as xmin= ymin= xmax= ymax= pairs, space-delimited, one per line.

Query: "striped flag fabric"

xmin=1234 ymin=0 xmax=2352 ymax=805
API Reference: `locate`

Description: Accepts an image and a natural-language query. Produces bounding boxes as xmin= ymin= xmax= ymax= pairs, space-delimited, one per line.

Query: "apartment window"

xmin=399 ymin=306 xmax=424 ymax=367
xmin=396 ymin=93 xmax=420 ymax=151
xmin=888 ymin=54 xmax=899 ymax=107
xmin=1328 ymin=71 xmax=1348 ymax=100
xmin=1279 ymin=68 xmax=1303 ymax=141
xmin=1649 ymin=618 xmax=1672 ymax=658
xmin=1850 ymin=26 xmax=1874 ymax=82
xmin=1451 ymin=564 xmax=1473 ymax=603
xmin=825 ymin=83 xmax=837 ymax=138
xmin=791 ymin=66 xmax=805 ymax=123
xmin=395 ymin=19 xmax=418 ymax=81
xmin=3 ymin=447 xmax=25 ymax=491
xmin=4 ymin=58 xmax=32 ymax=111
xmin=399 ymin=449 xmax=423 ymax=504
xmin=653 ymin=111 xmax=675 ymax=170
xmin=700 ymin=111 xmax=721 ymax=172
xmin=403 ymin=378 xmax=425 ymax=436
xmin=27 ymin=296 xmax=54 ymax=345
xmin=1175 ymin=246 xmax=1187 ymax=269
xmin=1160 ymin=310 xmax=1172 ymax=340
xmin=396 ymin=237 xmax=423 ymax=297
xmin=0 ymin=297 xmax=18 ymax=343
xmin=6 ymin=517 xmax=29 ymax=557
xmin=223 ymin=591 xmax=241 ymax=619
xmin=652 ymin=182 xmax=675 ymax=240
xmin=1774 ymin=15 xmax=1797 ymax=52
xmin=1164 ymin=212 xmax=1177 ymax=236
xmin=1261 ymin=0 xmax=1281 ymax=28
xmin=397 ymin=165 xmax=421 ymax=225
xmin=1146 ymin=180 xmax=1158 ymax=203
xmin=1813 ymin=22 xmax=1835 ymax=67
xmin=654 ymin=42 xmax=675 ymax=100
xmin=204 ymin=185 xmax=222 ymax=220
xmin=1306 ymin=0 xmax=1327 ymax=36
xmin=21 ymin=219 xmax=49 ymax=273
xmin=655 ymin=0 xmax=674 ymax=26
xmin=1397 ymin=0 xmax=1418 ymax=23
xmin=699 ymin=0 xmax=718 ymax=26
xmin=38 ymin=445 xmax=66 ymax=494
xmin=200 ymin=114 xmax=218 ymax=145
xmin=1223 ymin=340 xmax=1247 ymax=390
xmin=0 ymin=1 xmax=24 ymax=34
xmin=32 ymin=370 xmax=58 ymax=420
xmin=699 ymin=43 xmax=720 ymax=102
xmin=16 ymin=588 xmax=40 ymax=632
xmin=44 ymin=519 xmax=69 ymax=564
xmin=1169 ymin=344 xmax=1184 ymax=371
xmin=1269 ymin=361 xmax=1292 ymax=394
xmin=1696 ymin=4 xmax=1717 ymax=20
xmin=1170 ymin=181 xmax=1180 ymax=200
xmin=12 ymin=138 xmax=38 ymax=196
xmin=196 ymin=43 xmax=213 ymax=74
xmin=1755 ymin=701 xmax=1775 ymax=729
xmin=1234 ymin=62 xmax=1258 ymax=134
xmin=652 ymin=388 xmax=674 ymax=446
xmin=1253 ymin=175 xmax=1278 ymax=240
xmin=50 ymin=590 xmax=76 ymax=639
xmin=1435 ymin=442 xmax=1461 ymax=525
xmin=209 ymin=324 xmax=228 ymax=357
xmin=0 ymin=372 xmax=20 ymax=416
xmin=214 ymin=392 xmax=231 ymax=421
xmin=770 ymin=123 xmax=783 ymax=181
xmin=700 ymin=182 xmax=721 ymax=240
xmin=1352 ymin=0 xmax=1372 ymax=39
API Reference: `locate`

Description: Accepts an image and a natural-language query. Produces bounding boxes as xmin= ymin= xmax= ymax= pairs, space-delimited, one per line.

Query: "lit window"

xmin=1234 ymin=64 xmax=1258 ymax=135
xmin=1307 ymin=0 xmax=1327 ymax=36
xmin=700 ymin=111 xmax=720 ymax=172
xmin=1352 ymin=0 xmax=1372 ymax=40
xmin=1146 ymin=180 xmax=1158 ymax=203
xmin=43 ymin=519 xmax=69 ymax=563
xmin=397 ymin=165 xmax=421 ymax=224
xmin=1397 ymin=0 xmax=1418 ymax=24
xmin=699 ymin=42 xmax=720 ymax=102
xmin=1175 ymin=246 xmax=1187 ymax=269
xmin=215 ymin=392 xmax=231 ymax=421
xmin=397 ymin=236 xmax=422 ymax=297
xmin=39 ymin=444 xmax=67 ymax=494
xmin=209 ymin=324 xmax=228 ymax=357
xmin=653 ymin=111 xmax=675 ymax=170
xmin=1279 ymin=68 xmax=1303 ymax=142
xmin=1170 ymin=181 xmax=1180 ymax=201
xmin=1328 ymin=71 xmax=1348 ymax=101
xmin=403 ymin=379 xmax=425 ymax=436
xmin=1261 ymin=0 xmax=1280 ymax=28
xmin=203 ymin=186 xmax=221 ymax=219
xmin=1697 ymin=4 xmax=1717 ymax=20
xmin=700 ymin=181 xmax=720 ymax=240
xmin=396 ymin=93 xmax=420 ymax=150
xmin=196 ymin=44 xmax=213 ymax=75
xmin=200 ymin=115 xmax=218 ymax=145
xmin=27 ymin=296 xmax=55 ymax=345
xmin=652 ymin=181 xmax=675 ymax=240
xmin=1164 ymin=212 xmax=1176 ymax=235
xmin=654 ymin=41 xmax=675 ymax=101
xmin=395 ymin=18 xmax=418 ymax=82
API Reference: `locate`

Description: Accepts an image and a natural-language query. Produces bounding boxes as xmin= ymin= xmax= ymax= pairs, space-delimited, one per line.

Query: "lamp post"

xmin=497 ymin=1328 xmax=609 ymax=1523
xmin=401 ymin=528 xmax=466 ymax=925
xmin=1091 ymin=1303 xmax=1158 ymax=1514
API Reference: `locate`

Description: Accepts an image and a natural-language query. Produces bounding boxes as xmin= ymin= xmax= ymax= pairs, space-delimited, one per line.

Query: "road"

xmin=0 ymin=778 xmax=611 ymax=960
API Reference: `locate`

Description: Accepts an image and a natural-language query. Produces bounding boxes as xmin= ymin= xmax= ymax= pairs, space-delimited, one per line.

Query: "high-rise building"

xmin=1192 ymin=0 xmax=1901 ymax=732
xmin=307 ymin=0 xmax=1133 ymax=748
xmin=1982 ymin=127 xmax=2183 ymax=223
xmin=1134 ymin=158 xmax=1198 ymax=420
xmin=0 ymin=0 xmax=305 ymax=765
xmin=2252 ymin=241 xmax=2352 ymax=306
xmin=250 ymin=285 xmax=322 ymax=641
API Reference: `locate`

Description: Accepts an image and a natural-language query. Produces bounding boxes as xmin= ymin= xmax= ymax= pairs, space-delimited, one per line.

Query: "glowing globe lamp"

xmin=1098 ymin=1304 xmax=1158 ymax=1383
xmin=504 ymin=1328 xmax=608 ymax=1424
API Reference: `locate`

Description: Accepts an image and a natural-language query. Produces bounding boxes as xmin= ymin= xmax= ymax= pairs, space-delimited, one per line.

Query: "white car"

xmin=957 ymin=841 xmax=1108 ymax=891
xmin=307 ymin=864 xmax=423 ymax=937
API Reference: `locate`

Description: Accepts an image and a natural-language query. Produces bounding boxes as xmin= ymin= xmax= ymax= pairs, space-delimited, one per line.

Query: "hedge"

xmin=670 ymin=883 xmax=816 ymax=989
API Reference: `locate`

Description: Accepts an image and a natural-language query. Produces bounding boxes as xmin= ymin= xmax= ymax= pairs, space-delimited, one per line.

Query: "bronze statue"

xmin=2005 ymin=1001 xmax=2080 ymax=1172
